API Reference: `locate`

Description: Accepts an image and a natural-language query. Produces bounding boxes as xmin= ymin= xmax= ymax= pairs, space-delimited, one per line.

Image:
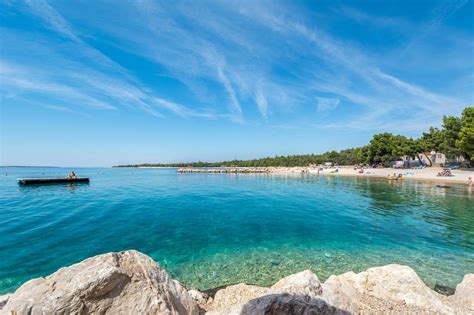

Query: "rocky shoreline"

xmin=1 ymin=250 xmax=472 ymax=314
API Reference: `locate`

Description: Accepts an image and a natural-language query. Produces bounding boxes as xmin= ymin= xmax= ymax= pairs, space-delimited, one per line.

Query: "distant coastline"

xmin=113 ymin=165 xmax=474 ymax=185
xmin=114 ymin=107 xmax=473 ymax=170
xmin=0 ymin=166 xmax=62 ymax=168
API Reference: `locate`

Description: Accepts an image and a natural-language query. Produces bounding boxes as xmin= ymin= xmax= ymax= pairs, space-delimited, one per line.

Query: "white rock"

xmin=1 ymin=250 xmax=199 ymax=315
xmin=207 ymin=293 xmax=345 ymax=315
xmin=208 ymin=270 xmax=324 ymax=314
xmin=271 ymin=270 xmax=322 ymax=298
xmin=321 ymin=272 xmax=361 ymax=313
xmin=322 ymin=264 xmax=454 ymax=314
xmin=2 ymin=251 xmax=472 ymax=315
xmin=0 ymin=295 xmax=10 ymax=309
xmin=210 ymin=283 xmax=270 ymax=311
xmin=449 ymin=274 xmax=474 ymax=311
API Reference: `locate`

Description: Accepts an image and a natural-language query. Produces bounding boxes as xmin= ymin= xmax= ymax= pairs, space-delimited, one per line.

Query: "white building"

xmin=418 ymin=151 xmax=464 ymax=167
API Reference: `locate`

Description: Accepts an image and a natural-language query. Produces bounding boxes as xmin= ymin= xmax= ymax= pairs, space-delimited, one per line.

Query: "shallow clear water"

xmin=0 ymin=167 xmax=473 ymax=294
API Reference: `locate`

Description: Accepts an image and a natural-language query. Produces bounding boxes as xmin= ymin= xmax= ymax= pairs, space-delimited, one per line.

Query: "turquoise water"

xmin=0 ymin=167 xmax=473 ymax=294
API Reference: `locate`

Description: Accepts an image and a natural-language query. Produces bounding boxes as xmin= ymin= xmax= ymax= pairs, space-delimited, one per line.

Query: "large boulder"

xmin=2 ymin=251 xmax=472 ymax=315
xmin=321 ymin=271 xmax=361 ymax=312
xmin=322 ymin=264 xmax=453 ymax=314
xmin=207 ymin=270 xmax=325 ymax=314
xmin=209 ymin=283 xmax=270 ymax=311
xmin=209 ymin=293 xmax=346 ymax=315
xmin=0 ymin=250 xmax=199 ymax=315
xmin=271 ymin=270 xmax=322 ymax=298
xmin=449 ymin=274 xmax=474 ymax=311
xmin=0 ymin=295 xmax=10 ymax=309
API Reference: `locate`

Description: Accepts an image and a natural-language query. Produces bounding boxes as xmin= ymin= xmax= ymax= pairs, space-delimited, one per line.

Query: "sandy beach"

xmin=173 ymin=166 xmax=474 ymax=185
xmin=307 ymin=166 xmax=474 ymax=185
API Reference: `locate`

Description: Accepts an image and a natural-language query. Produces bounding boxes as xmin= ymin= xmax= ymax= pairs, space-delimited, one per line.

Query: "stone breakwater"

xmin=1 ymin=250 xmax=473 ymax=315
xmin=176 ymin=167 xmax=312 ymax=174
xmin=177 ymin=167 xmax=274 ymax=173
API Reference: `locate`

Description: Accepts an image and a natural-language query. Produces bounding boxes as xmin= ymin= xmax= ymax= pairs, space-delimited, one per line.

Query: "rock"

xmin=1 ymin=250 xmax=199 ymax=315
xmin=208 ymin=270 xmax=323 ymax=313
xmin=321 ymin=272 xmax=361 ymax=313
xmin=0 ymin=295 xmax=10 ymax=309
xmin=271 ymin=270 xmax=322 ymax=298
xmin=207 ymin=293 xmax=348 ymax=315
xmin=210 ymin=283 xmax=270 ymax=311
xmin=434 ymin=284 xmax=456 ymax=296
xmin=449 ymin=274 xmax=474 ymax=310
xmin=322 ymin=264 xmax=453 ymax=314
xmin=2 ymin=251 xmax=473 ymax=315
xmin=188 ymin=288 xmax=209 ymax=310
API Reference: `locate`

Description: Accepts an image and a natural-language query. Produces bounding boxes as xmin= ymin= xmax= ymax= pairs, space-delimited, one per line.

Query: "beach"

xmin=310 ymin=166 xmax=474 ymax=184
xmin=174 ymin=166 xmax=474 ymax=185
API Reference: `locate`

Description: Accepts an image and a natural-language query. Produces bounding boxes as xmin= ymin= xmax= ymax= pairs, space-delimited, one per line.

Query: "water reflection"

xmin=18 ymin=182 xmax=89 ymax=193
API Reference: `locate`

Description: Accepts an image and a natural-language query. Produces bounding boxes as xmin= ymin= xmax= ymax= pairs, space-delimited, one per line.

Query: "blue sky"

xmin=1 ymin=0 xmax=473 ymax=166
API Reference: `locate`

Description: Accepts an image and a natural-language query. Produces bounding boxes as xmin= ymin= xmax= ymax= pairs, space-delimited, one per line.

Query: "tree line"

xmin=116 ymin=107 xmax=473 ymax=168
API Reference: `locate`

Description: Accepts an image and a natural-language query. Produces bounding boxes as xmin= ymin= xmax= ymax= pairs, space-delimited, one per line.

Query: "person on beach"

xmin=68 ymin=171 xmax=77 ymax=179
xmin=468 ymin=177 xmax=473 ymax=186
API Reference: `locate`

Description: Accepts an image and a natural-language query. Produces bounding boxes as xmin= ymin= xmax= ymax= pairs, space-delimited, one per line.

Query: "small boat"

xmin=387 ymin=176 xmax=403 ymax=180
xmin=18 ymin=177 xmax=90 ymax=186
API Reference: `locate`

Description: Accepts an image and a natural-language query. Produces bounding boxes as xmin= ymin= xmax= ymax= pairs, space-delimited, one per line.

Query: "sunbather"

xmin=437 ymin=169 xmax=452 ymax=177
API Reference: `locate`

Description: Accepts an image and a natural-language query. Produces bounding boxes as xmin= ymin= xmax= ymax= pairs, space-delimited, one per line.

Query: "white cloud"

xmin=216 ymin=63 xmax=243 ymax=121
xmin=3 ymin=1 xmax=225 ymax=120
xmin=24 ymin=0 xmax=80 ymax=42
xmin=316 ymin=97 xmax=340 ymax=112
xmin=4 ymin=0 xmax=470 ymax=131
xmin=255 ymin=80 xmax=268 ymax=121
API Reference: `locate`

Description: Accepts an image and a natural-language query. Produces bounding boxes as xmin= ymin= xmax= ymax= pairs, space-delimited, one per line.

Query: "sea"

xmin=0 ymin=167 xmax=472 ymax=294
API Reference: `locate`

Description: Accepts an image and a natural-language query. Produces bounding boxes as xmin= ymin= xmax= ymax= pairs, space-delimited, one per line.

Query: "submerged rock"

xmin=0 ymin=250 xmax=199 ymax=315
xmin=434 ymin=284 xmax=456 ymax=296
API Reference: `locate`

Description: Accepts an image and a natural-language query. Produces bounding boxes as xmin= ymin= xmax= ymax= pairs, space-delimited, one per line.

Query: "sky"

xmin=1 ymin=0 xmax=473 ymax=167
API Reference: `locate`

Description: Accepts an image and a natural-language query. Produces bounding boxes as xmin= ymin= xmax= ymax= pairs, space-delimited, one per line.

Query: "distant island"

xmin=116 ymin=107 xmax=473 ymax=168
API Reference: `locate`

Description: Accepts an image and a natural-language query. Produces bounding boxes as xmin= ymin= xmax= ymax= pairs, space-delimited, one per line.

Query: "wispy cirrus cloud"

xmin=2 ymin=0 xmax=220 ymax=120
xmin=216 ymin=63 xmax=243 ymax=121
xmin=255 ymin=80 xmax=268 ymax=121
xmin=231 ymin=1 xmax=469 ymax=128
xmin=24 ymin=0 xmax=80 ymax=42
xmin=316 ymin=97 xmax=340 ymax=113
xmin=1 ymin=0 xmax=471 ymax=132
xmin=401 ymin=0 xmax=469 ymax=57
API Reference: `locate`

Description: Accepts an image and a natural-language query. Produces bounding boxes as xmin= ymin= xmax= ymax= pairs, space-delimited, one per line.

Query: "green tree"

xmin=417 ymin=127 xmax=445 ymax=166
xmin=367 ymin=133 xmax=395 ymax=166
xmin=456 ymin=107 xmax=474 ymax=164
xmin=440 ymin=115 xmax=462 ymax=158
xmin=115 ymin=107 xmax=472 ymax=169
xmin=356 ymin=146 xmax=369 ymax=164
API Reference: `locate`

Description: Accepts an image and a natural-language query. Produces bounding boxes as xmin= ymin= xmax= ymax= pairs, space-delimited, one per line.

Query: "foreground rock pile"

xmin=1 ymin=250 xmax=472 ymax=314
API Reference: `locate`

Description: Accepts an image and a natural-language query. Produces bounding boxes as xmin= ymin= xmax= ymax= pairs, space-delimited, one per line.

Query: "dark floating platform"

xmin=18 ymin=178 xmax=90 ymax=186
